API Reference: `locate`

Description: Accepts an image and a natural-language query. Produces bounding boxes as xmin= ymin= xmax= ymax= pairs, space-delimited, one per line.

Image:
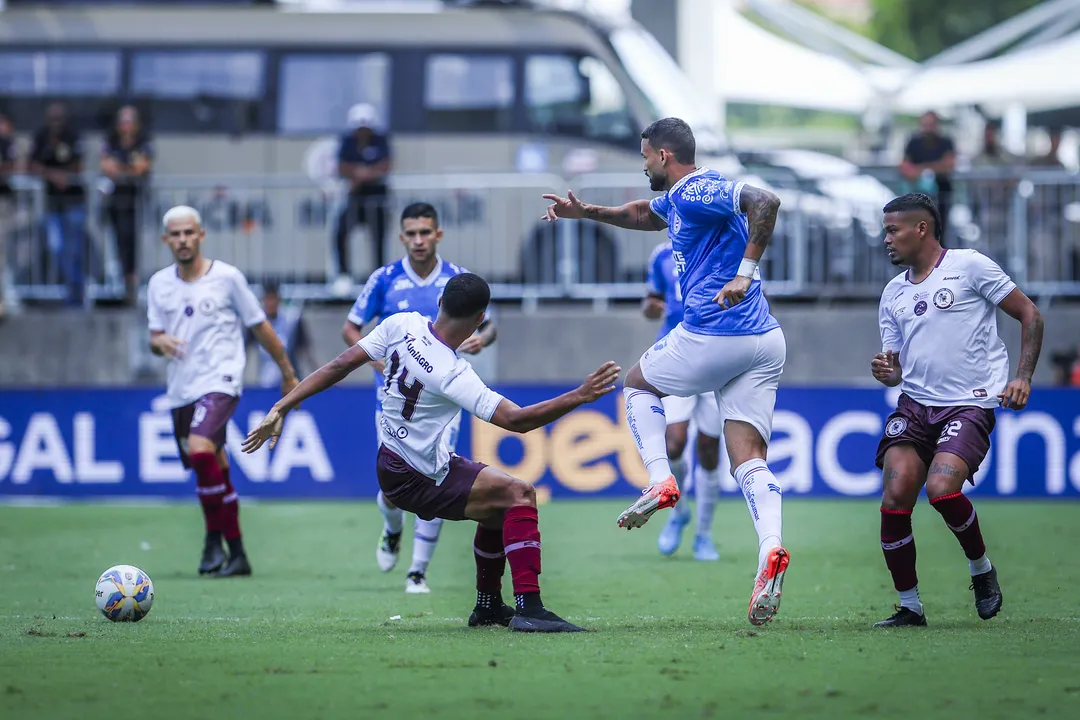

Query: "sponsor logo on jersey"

xmin=913 ymin=300 xmax=927 ymax=316
xmin=403 ymin=334 xmax=434 ymax=373
xmin=973 ymin=388 xmax=988 ymax=398
xmin=933 ymin=287 xmax=955 ymax=309
xmin=885 ymin=417 xmax=908 ymax=437
xmin=943 ymin=275 xmax=961 ymax=280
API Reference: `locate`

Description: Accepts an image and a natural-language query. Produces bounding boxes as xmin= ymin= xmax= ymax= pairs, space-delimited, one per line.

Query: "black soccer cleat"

xmin=468 ymin=601 xmax=516 ymax=628
xmin=509 ymin=608 xmax=586 ymax=633
xmin=971 ymin=566 xmax=1003 ymax=620
xmin=198 ymin=542 xmax=227 ymax=576
xmin=214 ymin=554 xmax=252 ymax=578
xmin=873 ymin=605 xmax=928 ymax=628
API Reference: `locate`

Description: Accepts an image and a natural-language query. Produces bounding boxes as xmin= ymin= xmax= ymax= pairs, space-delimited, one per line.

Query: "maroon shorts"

xmin=171 ymin=393 xmax=239 ymax=469
xmin=876 ymin=393 xmax=996 ymax=482
xmin=376 ymin=446 xmax=486 ymax=522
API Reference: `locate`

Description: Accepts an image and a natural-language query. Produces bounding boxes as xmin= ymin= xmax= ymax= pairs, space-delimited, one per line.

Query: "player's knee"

xmin=188 ymin=434 xmax=216 ymax=456
xmin=925 ymin=474 xmax=961 ymax=500
xmin=508 ymin=479 xmax=536 ymax=508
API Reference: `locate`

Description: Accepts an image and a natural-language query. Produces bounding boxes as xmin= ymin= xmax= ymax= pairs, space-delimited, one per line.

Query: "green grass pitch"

xmin=1 ymin=499 xmax=1078 ymax=720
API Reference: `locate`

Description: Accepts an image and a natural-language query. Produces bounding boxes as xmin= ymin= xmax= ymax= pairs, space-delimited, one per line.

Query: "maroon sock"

xmin=474 ymin=525 xmax=506 ymax=597
xmin=190 ymin=452 xmax=226 ymax=534
xmin=881 ymin=508 xmax=918 ymax=592
xmin=929 ymin=492 xmax=986 ymax=560
xmin=503 ymin=505 xmax=542 ymax=597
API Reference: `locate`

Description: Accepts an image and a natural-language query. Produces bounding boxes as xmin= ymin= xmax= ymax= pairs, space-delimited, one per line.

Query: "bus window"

xmin=0 ymin=51 xmax=120 ymax=96
xmin=278 ymin=54 xmax=391 ymax=135
xmin=525 ymin=54 xmax=633 ymax=143
xmin=424 ymin=54 xmax=513 ymax=133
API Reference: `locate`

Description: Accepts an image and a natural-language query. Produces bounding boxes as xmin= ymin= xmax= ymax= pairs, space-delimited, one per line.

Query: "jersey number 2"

xmin=386 ymin=351 xmax=424 ymax=421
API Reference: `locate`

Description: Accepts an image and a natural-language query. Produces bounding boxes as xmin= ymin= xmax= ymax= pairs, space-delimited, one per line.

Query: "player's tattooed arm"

xmin=543 ymin=191 xmax=666 ymax=231
xmin=739 ymin=184 xmax=782 ymax=260
xmin=997 ymin=288 xmax=1043 ymax=410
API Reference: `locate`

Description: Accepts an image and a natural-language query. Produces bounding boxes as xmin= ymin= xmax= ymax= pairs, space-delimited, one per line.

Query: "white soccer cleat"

xmin=405 ymin=572 xmax=430 ymax=594
xmin=617 ymin=476 xmax=681 ymax=530
xmin=748 ymin=546 xmax=790 ymax=626
xmin=376 ymin=530 xmax=401 ymax=573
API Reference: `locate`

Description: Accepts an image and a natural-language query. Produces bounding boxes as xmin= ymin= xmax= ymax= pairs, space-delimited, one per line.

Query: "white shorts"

xmin=375 ymin=402 xmax=463 ymax=453
xmin=661 ymin=393 xmax=723 ymax=436
xmin=641 ymin=324 xmax=786 ymax=444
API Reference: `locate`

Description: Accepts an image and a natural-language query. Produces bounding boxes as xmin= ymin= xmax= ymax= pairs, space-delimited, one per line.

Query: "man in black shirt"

xmin=900 ymin=111 xmax=956 ymax=241
xmin=30 ymin=103 xmax=87 ymax=306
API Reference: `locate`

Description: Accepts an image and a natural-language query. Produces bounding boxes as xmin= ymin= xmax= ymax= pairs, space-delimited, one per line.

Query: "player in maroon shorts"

xmin=148 ymin=206 xmax=299 ymax=578
xmin=242 ymin=273 xmax=619 ymax=632
xmin=871 ymin=193 xmax=1043 ymax=627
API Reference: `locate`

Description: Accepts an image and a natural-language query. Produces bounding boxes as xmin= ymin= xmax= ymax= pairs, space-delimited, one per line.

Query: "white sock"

xmin=733 ymin=458 xmax=783 ymax=571
xmin=695 ymin=466 xmax=720 ymax=536
xmin=376 ymin=491 xmax=403 ymax=535
xmin=409 ymin=517 xmax=442 ymax=575
xmin=968 ymin=554 xmax=992 ymax=576
xmin=898 ymin=586 xmax=924 ymax=615
xmin=624 ymin=389 xmax=672 ymax=486
xmin=669 ymin=456 xmax=691 ymax=520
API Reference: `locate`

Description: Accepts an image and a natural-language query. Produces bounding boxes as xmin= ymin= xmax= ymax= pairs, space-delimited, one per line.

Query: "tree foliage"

xmin=870 ymin=0 xmax=1045 ymax=61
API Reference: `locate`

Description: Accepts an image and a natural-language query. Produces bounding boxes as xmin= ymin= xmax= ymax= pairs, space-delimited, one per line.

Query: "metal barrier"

xmin=5 ymin=167 xmax=1080 ymax=305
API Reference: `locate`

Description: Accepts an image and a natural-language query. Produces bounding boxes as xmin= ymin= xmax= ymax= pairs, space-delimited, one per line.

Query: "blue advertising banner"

xmin=1 ymin=386 xmax=1078 ymax=499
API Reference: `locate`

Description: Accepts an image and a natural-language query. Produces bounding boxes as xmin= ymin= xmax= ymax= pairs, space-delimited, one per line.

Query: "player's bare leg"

xmin=618 ymin=364 xmax=681 ymax=530
xmin=692 ymin=431 xmax=722 ymax=562
xmin=657 ymin=421 xmax=691 ymax=555
xmin=875 ymin=445 xmax=928 ymax=627
xmin=728 ymin=420 xmax=788 ymax=626
xmin=465 ymin=466 xmax=584 ymax=632
xmin=926 ymin=452 xmax=1001 ymax=620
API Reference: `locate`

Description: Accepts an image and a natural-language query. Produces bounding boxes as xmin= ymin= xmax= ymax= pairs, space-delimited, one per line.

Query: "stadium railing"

xmin=4 ymin=167 xmax=1079 ymax=306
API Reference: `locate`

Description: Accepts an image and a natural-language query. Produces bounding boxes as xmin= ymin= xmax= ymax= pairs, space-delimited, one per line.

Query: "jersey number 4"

xmin=386 ymin=351 xmax=424 ymax=421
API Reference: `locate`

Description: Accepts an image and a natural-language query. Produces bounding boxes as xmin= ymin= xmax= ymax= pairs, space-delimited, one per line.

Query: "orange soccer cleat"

xmin=748 ymin=546 xmax=790 ymax=626
xmin=617 ymin=476 xmax=681 ymax=530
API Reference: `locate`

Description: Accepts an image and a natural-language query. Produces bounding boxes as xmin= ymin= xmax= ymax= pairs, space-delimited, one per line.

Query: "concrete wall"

xmin=1 ymin=301 xmax=1074 ymax=388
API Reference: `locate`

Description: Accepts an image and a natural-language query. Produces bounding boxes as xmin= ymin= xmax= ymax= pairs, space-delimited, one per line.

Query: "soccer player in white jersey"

xmin=244 ymin=273 xmax=618 ymax=632
xmin=871 ymin=193 xmax=1043 ymax=627
xmin=343 ymin=202 xmax=497 ymax=594
xmin=544 ymin=117 xmax=791 ymax=626
xmin=147 ymin=206 xmax=299 ymax=578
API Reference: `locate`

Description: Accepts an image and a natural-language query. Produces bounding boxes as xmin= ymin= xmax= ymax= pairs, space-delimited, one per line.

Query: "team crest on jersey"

xmin=885 ymin=418 xmax=908 ymax=437
xmin=933 ymin=288 xmax=955 ymax=309
xmin=671 ymin=211 xmax=682 ymax=234
xmin=198 ymin=298 xmax=216 ymax=315
xmin=913 ymin=300 xmax=927 ymax=316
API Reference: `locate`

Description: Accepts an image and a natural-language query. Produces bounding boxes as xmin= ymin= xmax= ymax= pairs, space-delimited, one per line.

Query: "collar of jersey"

xmin=401 ymin=256 xmax=444 ymax=287
xmin=667 ymin=167 xmax=710 ymax=197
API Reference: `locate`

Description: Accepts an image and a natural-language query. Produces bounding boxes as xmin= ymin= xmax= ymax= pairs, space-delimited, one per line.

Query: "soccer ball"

xmin=95 ymin=565 xmax=154 ymax=622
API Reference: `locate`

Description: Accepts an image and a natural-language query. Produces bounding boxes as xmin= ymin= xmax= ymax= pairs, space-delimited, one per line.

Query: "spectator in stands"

xmin=972 ymin=119 xmax=1018 ymax=168
xmin=30 ymin=102 xmax=87 ymax=307
xmin=100 ymin=105 xmax=153 ymax=305
xmin=970 ymin=119 xmax=1017 ymax=247
xmin=1049 ymin=346 xmax=1080 ymax=387
xmin=0 ymin=111 xmax=19 ymax=322
xmin=252 ymin=281 xmax=314 ymax=388
xmin=900 ymin=111 xmax=956 ymax=241
xmin=332 ymin=103 xmax=391 ymax=295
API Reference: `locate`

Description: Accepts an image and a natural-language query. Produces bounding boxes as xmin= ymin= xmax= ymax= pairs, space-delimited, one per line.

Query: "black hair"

xmin=883 ymin=193 xmax=942 ymax=241
xmin=400 ymin=202 xmax=439 ymax=229
xmin=641 ymin=117 xmax=696 ymax=164
xmin=263 ymin=278 xmax=281 ymax=296
xmin=440 ymin=273 xmax=490 ymax=319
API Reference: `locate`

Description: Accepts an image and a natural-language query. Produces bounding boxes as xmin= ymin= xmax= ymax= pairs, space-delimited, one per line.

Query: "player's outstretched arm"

xmin=997 ymin=288 xmax=1044 ymax=410
xmin=871 ymin=350 xmax=902 ymax=387
xmin=542 ymin=191 xmax=666 ymax=231
xmin=242 ymin=344 xmax=373 ymax=453
xmin=489 ymin=361 xmax=621 ymax=434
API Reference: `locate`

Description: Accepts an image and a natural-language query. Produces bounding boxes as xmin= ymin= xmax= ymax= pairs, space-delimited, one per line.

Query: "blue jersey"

xmin=348 ymin=257 xmax=468 ymax=386
xmin=646 ymin=242 xmax=683 ymax=341
xmin=648 ymin=168 xmax=779 ymax=337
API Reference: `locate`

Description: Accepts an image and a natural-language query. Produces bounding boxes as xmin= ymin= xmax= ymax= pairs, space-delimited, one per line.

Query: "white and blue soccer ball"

xmin=95 ymin=565 xmax=154 ymax=622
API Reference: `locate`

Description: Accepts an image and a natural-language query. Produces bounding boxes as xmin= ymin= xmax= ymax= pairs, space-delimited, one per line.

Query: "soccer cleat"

xmin=509 ymin=608 xmax=586 ymax=633
xmin=198 ymin=542 xmax=227 ymax=576
xmin=214 ymin=554 xmax=252 ymax=578
xmin=748 ymin=546 xmax=790 ymax=626
xmin=970 ymin=566 xmax=1003 ymax=620
xmin=692 ymin=534 xmax=720 ymax=562
xmin=873 ymin=605 xmax=928 ymax=628
xmin=405 ymin=571 xmax=430 ymax=594
xmin=468 ymin=602 xmax=516 ymax=628
xmin=657 ymin=508 xmax=690 ymax=556
xmin=617 ymin=476 xmax=681 ymax=530
xmin=376 ymin=530 xmax=402 ymax=572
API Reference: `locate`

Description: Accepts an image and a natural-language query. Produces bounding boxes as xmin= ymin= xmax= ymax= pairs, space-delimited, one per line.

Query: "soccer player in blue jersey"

xmin=343 ymin=202 xmax=497 ymax=594
xmin=644 ymin=241 xmax=726 ymax=561
xmin=544 ymin=118 xmax=790 ymax=626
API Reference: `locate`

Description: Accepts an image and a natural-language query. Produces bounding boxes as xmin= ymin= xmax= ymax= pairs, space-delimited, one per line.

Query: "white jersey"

xmin=147 ymin=261 xmax=266 ymax=409
xmin=357 ymin=312 xmax=504 ymax=483
xmin=879 ymin=249 xmax=1016 ymax=409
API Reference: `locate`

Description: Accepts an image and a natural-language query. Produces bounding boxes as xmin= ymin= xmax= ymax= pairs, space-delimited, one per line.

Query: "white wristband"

xmin=737 ymin=258 xmax=758 ymax=278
